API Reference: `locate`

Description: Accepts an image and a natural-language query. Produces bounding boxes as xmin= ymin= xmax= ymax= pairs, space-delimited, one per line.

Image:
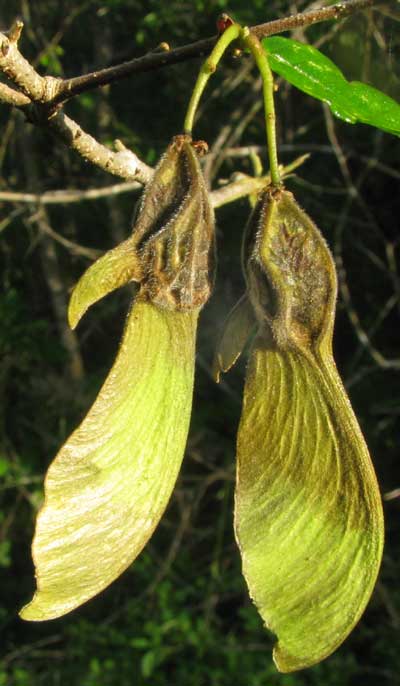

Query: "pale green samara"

xmin=21 ymin=301 xmax=197 ymax=620
xmin=214 ymin=188 xmax=384 ymax=671
xmin=21 ymin=134 xmax=215 ymax=620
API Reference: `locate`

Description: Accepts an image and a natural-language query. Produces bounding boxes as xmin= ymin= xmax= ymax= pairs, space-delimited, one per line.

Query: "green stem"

xmin=183 ymin=23 xmax=241 ymax=135
xmin=240 ymin=28 xmax=281 ymax=187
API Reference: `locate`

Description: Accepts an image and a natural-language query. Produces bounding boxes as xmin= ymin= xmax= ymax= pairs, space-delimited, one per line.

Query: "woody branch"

xmin=0 ymin=0 xmax=381 ymax=192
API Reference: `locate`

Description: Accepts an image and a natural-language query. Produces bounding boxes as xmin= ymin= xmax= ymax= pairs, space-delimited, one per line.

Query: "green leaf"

xmin=263 ymin=36 xmax=400 ymax=135
xmin=20 ymin=300 xmax=198 ymax=620
xmin=345 ymin=81 xmax=400 ymax=136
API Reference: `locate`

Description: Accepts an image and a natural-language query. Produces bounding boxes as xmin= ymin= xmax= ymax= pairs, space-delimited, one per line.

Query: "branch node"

xmin=1 ymin=39 xmax=10 ymax=57
xmin=204 ymin=58 xmax=216 ymax=74
xmin=151 ymin=42 xmax=170 ymax=53
xmin=114 ymin=149 xmax=142 ymax=175
xmin=24 ymin=101 xmax=60 ymax=126
xmin=42 ymin=75 xmax=63 ymax=103
xmin=114 ymin=139 xmax=126 ymax=151
xmin=8 ymin=19 xmax=24 ymax=44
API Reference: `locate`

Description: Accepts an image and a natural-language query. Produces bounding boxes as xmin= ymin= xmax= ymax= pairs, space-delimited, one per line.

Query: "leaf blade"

xmin=263 ymin=36 xmax=400 ymax=134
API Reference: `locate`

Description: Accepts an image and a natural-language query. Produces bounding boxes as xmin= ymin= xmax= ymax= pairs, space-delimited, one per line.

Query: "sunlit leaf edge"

xmin=263 ymin=36 xmax=400 ymax=135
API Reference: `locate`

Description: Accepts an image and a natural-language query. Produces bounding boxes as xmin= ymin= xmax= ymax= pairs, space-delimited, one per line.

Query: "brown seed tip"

xmin=172 ymin=133 xmax=192 ymax=152
xmin=192 ymin=140 xmax=208 ymax=156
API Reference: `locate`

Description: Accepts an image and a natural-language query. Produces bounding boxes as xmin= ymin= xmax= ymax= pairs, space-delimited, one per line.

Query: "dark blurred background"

xmin=1 ymin=1 xmax=399 ymax=684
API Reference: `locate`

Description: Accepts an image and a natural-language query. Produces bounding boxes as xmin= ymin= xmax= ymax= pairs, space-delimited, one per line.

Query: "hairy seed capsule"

xmin=243 ymin=186 xmax=336 ymax=352
xmin=137 ymin=135 xmax=215 ymax=310
xmin=69 ymin=134 xmax=215 ymax=328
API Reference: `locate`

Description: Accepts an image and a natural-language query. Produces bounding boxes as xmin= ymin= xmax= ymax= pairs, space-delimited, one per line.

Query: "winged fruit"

xmin=214 ymin=186 xmax=384 ymax=672
xmin=20 ymin=135 xmax=215 ymax=621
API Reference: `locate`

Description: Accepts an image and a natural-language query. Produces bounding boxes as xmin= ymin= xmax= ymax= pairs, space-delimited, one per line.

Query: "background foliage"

xmin=1 ymin=1 xmax=399 ymax=684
